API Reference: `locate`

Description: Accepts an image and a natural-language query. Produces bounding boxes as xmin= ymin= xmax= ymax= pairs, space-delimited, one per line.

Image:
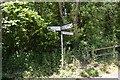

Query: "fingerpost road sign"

xmin=47 ymin=23 xmax=73 ymax=68
xmin=47 ymin=23 xmax=73 ymax=31
xmin=61 ymin=31 xmax=73 ymax=35
xmin=47 ymin=26 xmax=61 ymax=31
xmin=61 ymin=23 xmax=73 ymax=30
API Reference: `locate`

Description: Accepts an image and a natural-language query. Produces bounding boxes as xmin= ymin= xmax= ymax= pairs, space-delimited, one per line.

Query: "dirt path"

xmin=95 ymin=67 xmax=118 ymax=78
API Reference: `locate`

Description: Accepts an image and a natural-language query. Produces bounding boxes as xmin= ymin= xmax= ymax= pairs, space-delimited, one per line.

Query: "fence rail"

xmin=89 ymin=45 xmax=120 ymax=51
xmin=95 ymin=51 xmax=118 ymax=57
xmin=86 ymin=45 xmax=120 ymax=57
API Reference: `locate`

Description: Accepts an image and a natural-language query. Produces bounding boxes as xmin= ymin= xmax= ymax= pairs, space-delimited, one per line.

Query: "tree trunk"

xmin=58 ymin=2 xmax=65 ymax=24
xmin=73 ymin=1 xmax=80 ymax=49
xmin=73 ymin=1 xmax=79 ymax=25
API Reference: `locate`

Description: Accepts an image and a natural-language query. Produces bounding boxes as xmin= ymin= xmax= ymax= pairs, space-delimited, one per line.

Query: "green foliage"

xmin=50 ymin=61 xmax=81 ymax=78
xmin=2 ymin=1 xmax=60 ymax=78
xmin=1 ymin=1 xmax=120 ymax=79
xmin=80 ymin=68 xmax=99 ymax=77
xmin=2 ymin=2 xmax=59 ymax=53
xmin=68 ymin=2 xmax=119 ymax=63
xmin=80 ymin=71 xmax=89 ymax=77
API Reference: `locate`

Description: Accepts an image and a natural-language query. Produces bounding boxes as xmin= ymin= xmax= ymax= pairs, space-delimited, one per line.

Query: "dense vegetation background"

xmin=1 ymin=1 xmax=120 ymax=79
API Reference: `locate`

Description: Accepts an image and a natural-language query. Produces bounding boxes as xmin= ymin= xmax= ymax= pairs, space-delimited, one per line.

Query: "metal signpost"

xmin=47 ymin=26 xmax=61 ymax=31
xmin=47 ymin=23 xmax=73 ymax=68
xmin=61 ymin=23 xmax=73 ymax=30
xmin=61 ymin=31 xmax=74 ymax=35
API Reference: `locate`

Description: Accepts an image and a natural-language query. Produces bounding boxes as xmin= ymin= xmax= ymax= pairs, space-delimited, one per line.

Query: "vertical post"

xmin=92 ymin=50 xmax=95 ymax=61
xmin=113 ymin=45 xmax=115 ymax=53
xmin=86 ymin=48 xmax=88 ymax=58
xmin=113 ymin=45 xmax=116 ymax=59
xmin=0 ymin=6 xmax=2 ymax=79
xmin=61 ymin=30 xmax=64 ymax=68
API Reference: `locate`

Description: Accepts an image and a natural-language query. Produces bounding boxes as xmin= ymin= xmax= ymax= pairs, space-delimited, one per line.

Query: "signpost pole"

xmin=47 ymin=23 xmax=73 ymax=68
xmin=61 ymin=27 xmax=64 ymax=68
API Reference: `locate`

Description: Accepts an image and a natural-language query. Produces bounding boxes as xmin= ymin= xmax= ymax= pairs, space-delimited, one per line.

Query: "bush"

xmin=2 ymin=2 xmax=60 ymax=78
xmin=80 ymin=68 xmax=99 ymax=77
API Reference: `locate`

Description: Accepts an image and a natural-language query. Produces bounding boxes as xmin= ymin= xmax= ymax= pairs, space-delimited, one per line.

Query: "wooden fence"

xmin=86 ymin=45 xmax=120 ymax=57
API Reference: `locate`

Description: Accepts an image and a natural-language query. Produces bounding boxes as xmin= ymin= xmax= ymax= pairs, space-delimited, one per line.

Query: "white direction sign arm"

xmin=62 ymin=31 xmax=74 ymax=35
xmin=47 ymin=26 xmax=61 ymax=31
xmin=62 ymin=23 xmax=73 ymax=30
